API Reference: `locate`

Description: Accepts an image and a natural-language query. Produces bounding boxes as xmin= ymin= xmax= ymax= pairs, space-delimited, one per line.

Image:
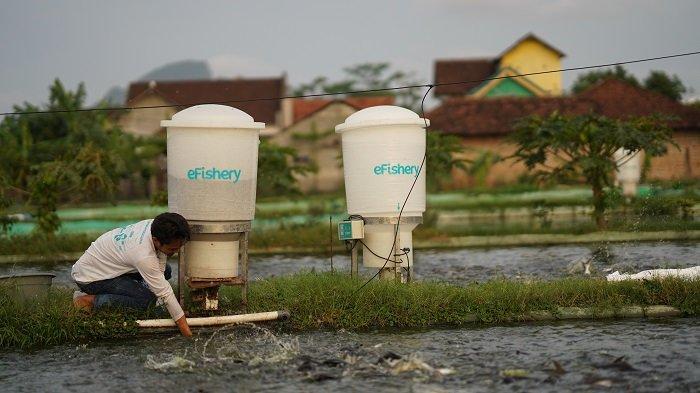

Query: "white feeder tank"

xmin=614 ymin=148 xmax=642 ymax=198
xmin=161 ymin=105 xmax=263 ymax=308
xmin=164 ymin=105 xmax=262 ymax=222
xmin=336 ymin=106 xmax=429 ymax=271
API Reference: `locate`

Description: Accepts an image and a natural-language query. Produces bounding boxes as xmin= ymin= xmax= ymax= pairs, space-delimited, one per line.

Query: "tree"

xmin=572 ymin=66 xmax=688 ymax=101
xmin=426 ymin=132 xmax=470 ymax=191
xmin=643 ymin=70 xmax=687 ymax=101
xmin=509 ymin=113 xmax=675 ymax=229
xmin=466 ymin=150 xmax=501 ymax=188
xmin=0 ymin=79 xmax=131 ymax=235
xmin=0 ymin=174 xmax=14 ymax=235
xmin=256 ymin=139 xmax=316 ymax=197
xmin=571 ymin=65 xmax=640 ymax=94
xmin=293 ymin=62 xmax=424 ymax=111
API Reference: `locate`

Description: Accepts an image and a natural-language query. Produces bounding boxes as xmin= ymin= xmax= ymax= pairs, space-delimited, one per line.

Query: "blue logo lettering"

xmin=372 ymin=163 xmax=421 ymax=177
xmin=186 ymin=167 xmax=242 ymax=183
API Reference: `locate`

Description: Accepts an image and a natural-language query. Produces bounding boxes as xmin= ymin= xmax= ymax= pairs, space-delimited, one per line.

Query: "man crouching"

xmin=71 ymin=212 xmax=192 ymax=337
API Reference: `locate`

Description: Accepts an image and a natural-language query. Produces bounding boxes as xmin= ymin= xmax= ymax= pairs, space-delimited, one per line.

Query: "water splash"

xmin=385 ymin=353 xmax=454 ymax=377
xmin=144 ymin=323 xmax=299 ymax=373
xmin=144 ymin=354 xmax=195 ymax=372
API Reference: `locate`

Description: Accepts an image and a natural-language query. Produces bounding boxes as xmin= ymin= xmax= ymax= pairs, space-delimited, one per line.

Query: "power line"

xmin=1 ymin=50 xmax=699 ymax=117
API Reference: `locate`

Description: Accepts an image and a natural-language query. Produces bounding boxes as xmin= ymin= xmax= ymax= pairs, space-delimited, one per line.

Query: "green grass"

xmin=0 ymin=233 xmax=95 ymax=256
xmin=0 ymin=286 xmax=141 ymax=350
xmin=226 ymin=273 xmax=700 ymax=331
xmin=1 ymin=274 xmax=698 ymax=350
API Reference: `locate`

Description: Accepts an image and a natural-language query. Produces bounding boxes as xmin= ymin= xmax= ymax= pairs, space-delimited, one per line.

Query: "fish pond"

xmin=1 ymin=241 xmax=699 ymax=392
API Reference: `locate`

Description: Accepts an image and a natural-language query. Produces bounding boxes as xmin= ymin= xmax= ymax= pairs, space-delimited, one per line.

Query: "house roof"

xmin=291 ymin=96 xmax=395 ymax=124
xmin=428 ymin=79 xmax=700 ymax=137
xmin=578 ymin=78 xmax=696 ymax=126
xmin=125 ymin=77 xmax=285 ymax=125
xmin=433 ymin=58 xmax=497 ymax=97
xmin=428 ymin=96 xmax=592 ymax=136
xmin=469 ymin=67 xmax=546 ymax=98
xmin=293 ymin=99 xmax=330 ymax=123
xmin=434 ymin=33 xmax=565 ymax=97
xmin=497 ymin=32 xmax=566 ymax=59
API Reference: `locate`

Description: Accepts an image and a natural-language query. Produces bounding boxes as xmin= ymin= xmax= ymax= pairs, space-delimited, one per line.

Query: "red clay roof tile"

xmin=126 ymin=78 xmax=285 ymax=124
xmin=428 ymin=79 xmax=699 ymax=136
xmin=434 ymin=59 xmax=497 ymax=97
xmin=291 ymin=96 xmax=395 ymax=123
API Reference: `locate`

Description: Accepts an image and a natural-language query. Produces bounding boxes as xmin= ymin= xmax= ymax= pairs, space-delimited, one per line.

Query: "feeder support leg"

xmin=351 ymin=241 xmax=359 ymax=278
xmin=394 ymin=223 xmax=402 ymax=282
xmin=178 ymin=245 xmax=186 ymax=311
xmin=241 ymin=231 xmax=249 ymax=310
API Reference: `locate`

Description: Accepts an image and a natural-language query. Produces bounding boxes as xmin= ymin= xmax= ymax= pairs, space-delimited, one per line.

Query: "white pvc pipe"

xmin=136 ymin=310 xmax=289 ymax=328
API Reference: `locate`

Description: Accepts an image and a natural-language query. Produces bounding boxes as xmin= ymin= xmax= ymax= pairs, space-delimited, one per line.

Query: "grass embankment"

xmin=0 ymin=286 xmax=142 ymax=350
xmin=0 ymin=233 xmax=94 ymax=256
xmin=234 ymin=274 xmax=700 ymax=330
xmin=2 ymin=273 xmax=698 ymax=350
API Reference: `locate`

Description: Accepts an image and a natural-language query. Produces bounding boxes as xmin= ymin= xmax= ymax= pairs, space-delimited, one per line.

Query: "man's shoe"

xmin=73 ymin=291 xmax=94 ymax=312
xmin=73 ymin=290 xmax=87 ymax=301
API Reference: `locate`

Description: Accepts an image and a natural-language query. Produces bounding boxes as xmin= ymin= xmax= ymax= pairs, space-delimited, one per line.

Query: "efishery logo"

xmin=373 ymin=163 xmax=420 ymax=176
xmin=187 ymin=167 xmax=242 ymax=183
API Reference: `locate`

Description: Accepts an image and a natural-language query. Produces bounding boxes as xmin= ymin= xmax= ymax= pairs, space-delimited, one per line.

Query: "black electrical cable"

xmin=2 ymin=50 xmax=699 ymax=117
xmin=357 ymin=239 xmax=403 ymax=264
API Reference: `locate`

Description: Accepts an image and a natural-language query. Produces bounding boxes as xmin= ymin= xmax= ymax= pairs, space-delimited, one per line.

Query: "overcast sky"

xmin=1 ymin=0 xmax=699 ymax=113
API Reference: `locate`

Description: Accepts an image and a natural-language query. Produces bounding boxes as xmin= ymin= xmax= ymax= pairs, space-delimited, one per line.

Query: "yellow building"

xmin=434 ymin=33 xmax=565 ymax=98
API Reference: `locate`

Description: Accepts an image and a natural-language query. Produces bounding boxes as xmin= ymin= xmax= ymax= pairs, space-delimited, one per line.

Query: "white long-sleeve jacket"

xmin=71 ymin=219 xmax=184 ymax=321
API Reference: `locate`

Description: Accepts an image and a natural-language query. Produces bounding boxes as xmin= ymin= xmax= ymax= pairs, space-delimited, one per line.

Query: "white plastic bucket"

xmin=186 ymin=233 xmax=240 ymax=279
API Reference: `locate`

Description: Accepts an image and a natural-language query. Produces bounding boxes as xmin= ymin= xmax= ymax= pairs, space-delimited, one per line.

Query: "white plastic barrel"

xmin=335 ymin=106 xmax=429 ymax=217
xmin=614 ymin=148 xmax=641 ymax=197
xmin=336 ymin=106 xmax=429 ymax=269
xmin=162 ymin=105 xmax=264 ymax=281
xmin=161 ymin=104 xmax=264 ymax=221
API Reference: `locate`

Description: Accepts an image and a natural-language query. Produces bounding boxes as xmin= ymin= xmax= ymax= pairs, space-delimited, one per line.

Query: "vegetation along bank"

xmin=1 ymin=273 xmax=698 ymax=350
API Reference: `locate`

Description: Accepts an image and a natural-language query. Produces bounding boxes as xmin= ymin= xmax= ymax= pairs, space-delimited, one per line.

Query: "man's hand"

xmin=176 ymin=315 xmax=192 ymax=337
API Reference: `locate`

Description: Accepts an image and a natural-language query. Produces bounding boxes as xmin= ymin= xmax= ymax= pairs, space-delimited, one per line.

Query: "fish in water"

xmin=550 ymin=360 xmax=567 ymax=376
xmin=595 ymin=356 xmax=637 ymax=372
xmin=582 ymin=374 xmax=626 ymax=387
xmin=305 ymin=372 xmax=341 ymax=382
xmin=567 ymin=255 xmax=593 ymax=275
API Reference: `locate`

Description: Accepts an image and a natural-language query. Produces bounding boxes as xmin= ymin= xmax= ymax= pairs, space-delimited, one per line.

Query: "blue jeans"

xmin=77 ymin=264 xmax=172 ymax=312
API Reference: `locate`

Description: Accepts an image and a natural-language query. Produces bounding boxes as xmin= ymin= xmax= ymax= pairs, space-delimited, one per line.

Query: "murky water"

xmin=0 ymin=319 xmax=698 ymax=392
xmin=1 ymin=241 xmax=698 ymax=392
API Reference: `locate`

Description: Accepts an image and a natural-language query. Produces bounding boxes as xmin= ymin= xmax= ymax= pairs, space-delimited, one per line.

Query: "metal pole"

xmin=351 ymin=241 xmax=359 ymax=278
xmin=178 ymin=245 xmax=186 ymax=311
xmin=406 ymin=246 xmax=412 ymax=283
xmin=394 ymin=222 xmax=401 ymax=282
xmin=329 ymin=216 xmax=333 ymax=273
xmin=241 ymin=231 xmax=249 ymax=310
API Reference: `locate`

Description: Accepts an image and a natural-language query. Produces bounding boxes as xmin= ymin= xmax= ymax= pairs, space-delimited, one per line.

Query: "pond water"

xmin=2 ymin=241 xmax=698 ymax=287
xmin=1 ymin=319 xmax=698 ymax=392
xmin=1 ymin=241 xmax=698 ymax=392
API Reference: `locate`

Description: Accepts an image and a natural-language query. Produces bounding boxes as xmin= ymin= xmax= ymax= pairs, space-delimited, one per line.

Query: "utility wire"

xmin=1 ymin=50 xmax=699 ymax=117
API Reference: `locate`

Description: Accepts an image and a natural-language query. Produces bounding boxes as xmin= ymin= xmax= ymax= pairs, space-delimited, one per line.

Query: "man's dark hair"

xmin=151 ymin=213 xmax=191 ymax=244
